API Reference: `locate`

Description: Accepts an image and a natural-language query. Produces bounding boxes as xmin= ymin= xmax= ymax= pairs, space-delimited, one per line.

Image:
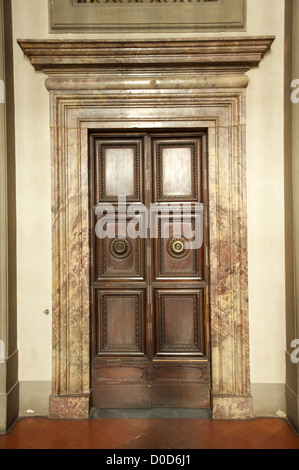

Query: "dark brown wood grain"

xmin=90 ymin=131 xmax=210 ymax=409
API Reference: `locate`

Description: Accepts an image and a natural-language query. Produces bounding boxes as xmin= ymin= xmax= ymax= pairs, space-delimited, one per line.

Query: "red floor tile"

xmin=208 ymin=434 xmax=254 ymax=450
xmin=119 ymin=433 xmax=168 ymax=449
xmin=128 ymin=419 xmax=187 ymax=448
xmin=0 ymin=416 xmax=298 ymax=450
xmin=250 ymin=417 xmax=289 ymax=434
xmin=256 ymin=426 xmax=299 ymax=450
xmin=99 ymin=420 xmax=144 ymax=446
xmin=0 ymin=433 xmax=31 ymax=449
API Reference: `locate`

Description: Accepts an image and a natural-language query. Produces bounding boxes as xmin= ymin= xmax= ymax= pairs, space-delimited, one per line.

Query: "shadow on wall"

xmin=0 ymin=79 xmax=4 ymax=103
xmin=0 ymin=340 xmax=4 ymax=363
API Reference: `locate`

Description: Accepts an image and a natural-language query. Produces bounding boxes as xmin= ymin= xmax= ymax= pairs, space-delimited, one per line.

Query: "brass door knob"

xmin=110 ymin=237 xmax=132 ymax=259
xmin=114 ymin=240 xmax=127 ymax=254
xmin=171 ymin=239 xmax=185 ymax=254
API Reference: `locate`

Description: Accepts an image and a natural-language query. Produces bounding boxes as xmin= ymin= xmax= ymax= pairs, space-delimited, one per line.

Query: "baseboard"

xmin=285 ymin=384 xmax=299 ymax=433
xmin=0 ymin=351 xmax=19 ymax=434
xmin=19 ymin=381 xmax=52 ymax=417
xmin=251 ymin=383 xmax=286 ymax=417
xmin=14 ymin=381 xmax=293 ymax=424
xmin=0 ymin=383 xmax=19 ymax=433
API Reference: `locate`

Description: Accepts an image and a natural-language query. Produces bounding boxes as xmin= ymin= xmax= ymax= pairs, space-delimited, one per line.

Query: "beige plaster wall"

xmin=245 ymin=3 xmax=285 ymax=384
xmin=11 ymin=0 xmax=286 ymax=386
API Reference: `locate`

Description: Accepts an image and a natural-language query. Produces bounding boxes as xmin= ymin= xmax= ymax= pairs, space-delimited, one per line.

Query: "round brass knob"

xmin=114 ymin=240 xmax=126 ymax=254
xmin=172 ymin=240 xmax=184 ymax=254
xmin=110 ymin=237 xmax=132 ymax=259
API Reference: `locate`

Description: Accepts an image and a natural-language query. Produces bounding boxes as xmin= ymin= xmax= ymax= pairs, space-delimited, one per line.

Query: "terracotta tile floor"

xmin=0 ymin=416 xmax=298 ymax=450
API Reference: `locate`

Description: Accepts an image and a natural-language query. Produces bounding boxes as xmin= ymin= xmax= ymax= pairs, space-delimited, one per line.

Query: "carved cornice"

xmin=18 ymin=37 xmax=275 ymax=75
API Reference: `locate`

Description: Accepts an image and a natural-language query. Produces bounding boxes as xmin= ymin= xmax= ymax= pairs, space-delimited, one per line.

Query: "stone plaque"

xmin=49 ymin=0 xmax=246 ymax=33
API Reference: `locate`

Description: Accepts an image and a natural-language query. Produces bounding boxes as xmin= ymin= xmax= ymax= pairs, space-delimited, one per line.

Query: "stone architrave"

xmin=18 ymin=37 xmax=275 ymax=419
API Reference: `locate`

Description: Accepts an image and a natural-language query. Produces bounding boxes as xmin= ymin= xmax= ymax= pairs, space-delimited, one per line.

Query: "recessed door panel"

xmin=154 ymin=290 xmax=204 ymax=357
xmin=105 ymin=147 xmax=135 ymax=197
xmin=95 ymin=138 xmax=143 ymax=203
xmin=162 ymin=147 xmax=192 ymax=197
xmin=95 ymin=216 xmax=145 ymax=280
xmin=153 ymin=214 xmax=204 ymax=279
xmin=96 ymin=290 xmax=145 ymax=355
xmin=153 ymin=138 xmax=202 ymax=203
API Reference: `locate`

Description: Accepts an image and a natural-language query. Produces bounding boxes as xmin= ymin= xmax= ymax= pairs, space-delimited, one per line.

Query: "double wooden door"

xmin=90 ymin=131 xmax=210 ymax=409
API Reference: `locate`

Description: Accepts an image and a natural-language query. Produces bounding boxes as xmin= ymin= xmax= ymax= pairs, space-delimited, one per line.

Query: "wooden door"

xmin=90 ymin=131 xmax=210 ymax=409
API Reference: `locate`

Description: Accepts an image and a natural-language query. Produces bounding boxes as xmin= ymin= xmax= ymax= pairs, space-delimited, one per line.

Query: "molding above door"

xmin=18 ymin=37 xmax=274 ymax=75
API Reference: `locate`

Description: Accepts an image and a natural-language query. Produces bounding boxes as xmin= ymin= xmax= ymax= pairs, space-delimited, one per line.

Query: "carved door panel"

xmin=90 ymin=132 xmax=210 ymax=409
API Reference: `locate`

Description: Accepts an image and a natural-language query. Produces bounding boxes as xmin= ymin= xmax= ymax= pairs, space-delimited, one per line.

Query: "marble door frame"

xmin=18 ymin=38 xmax=275 ymax=419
